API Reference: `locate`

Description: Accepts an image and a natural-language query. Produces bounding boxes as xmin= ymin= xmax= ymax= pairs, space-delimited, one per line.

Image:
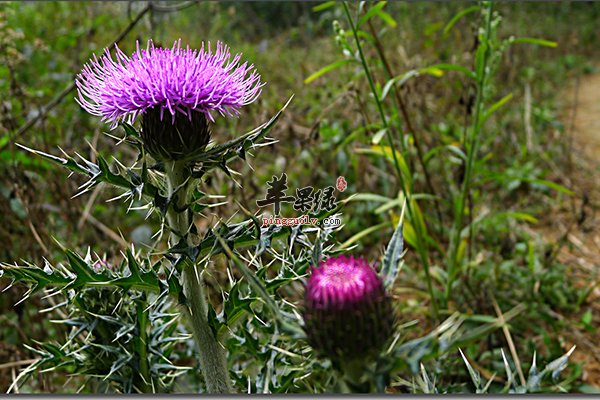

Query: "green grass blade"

xmin=304 ymin=59 xmax=354 ymax=84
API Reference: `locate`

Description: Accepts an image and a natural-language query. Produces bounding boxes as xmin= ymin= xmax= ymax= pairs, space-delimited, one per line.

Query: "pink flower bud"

xmin=303 ymin=255 xmax=395 ymax=361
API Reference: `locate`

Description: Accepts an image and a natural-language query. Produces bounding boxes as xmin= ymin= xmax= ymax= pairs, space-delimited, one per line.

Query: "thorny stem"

xmin=343 ymin=2 xmax=439 ymax=320
xmin=164 ymin=160 xmax=232 ymax=394
xmin=445 ymin=2 xmax=493 ymax=304
xmin=135 ymin=296 xmax=152 ymax=392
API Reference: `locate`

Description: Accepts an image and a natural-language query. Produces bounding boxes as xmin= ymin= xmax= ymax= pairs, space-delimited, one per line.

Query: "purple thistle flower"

xmin=76 ymin=39 xmax=264 ymax=127
xmin=76 ymin=39 xmax=264 ymax=161
xmin=303 ymin=255 xmax=395 ymax=362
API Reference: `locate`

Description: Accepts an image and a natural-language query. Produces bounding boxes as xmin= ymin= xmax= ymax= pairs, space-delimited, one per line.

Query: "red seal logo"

xmin=336 ymin=176 xmax=347 ymax=192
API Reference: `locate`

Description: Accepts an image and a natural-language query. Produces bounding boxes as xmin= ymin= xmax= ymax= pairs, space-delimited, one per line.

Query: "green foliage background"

xmin=1 ymin=1 xmax=599 ymax=394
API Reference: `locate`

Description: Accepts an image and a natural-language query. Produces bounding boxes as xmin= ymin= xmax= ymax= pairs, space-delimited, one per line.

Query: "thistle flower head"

xmin=303 ymin=255 xmax=395 ymax=362
xmin=76 ymin=39 xmax=263 ymax=127
xmin=306 ymin=255 xmax=382 ymax=310
xmin=76 ymin=39 xmax=264 ymax=161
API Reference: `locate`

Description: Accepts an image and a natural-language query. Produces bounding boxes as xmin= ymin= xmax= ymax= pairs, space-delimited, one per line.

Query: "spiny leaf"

xmin=2 ymin=249 xmax=164 ymax=297
xmin=213 ymin=231 xmax=281 ymax=319
xmin=16 ymin=143 xmax=89 ymax=175
xmin=459 ymin=348 xmax=481 ymax=390
xmin=220 ymin=284 xmax=254 ymax=337
xmin=193 ymin=95 xmax=294 ymax=172
xmin=65 ymin=249 xmax=97 ymax=286
xmin=0 ymin=263 xmax=70 ymax=294
xmin=16 ymin=143 xmax=160 ymax=200
xmin=381 ymin=201 xmax=405 ymax=288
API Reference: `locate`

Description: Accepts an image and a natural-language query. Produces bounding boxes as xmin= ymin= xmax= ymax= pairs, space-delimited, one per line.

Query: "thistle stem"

xmin=164 ymin=160 xmax=231 ymax=394
xmin=135 ymin=296 xmax=152 ymax=392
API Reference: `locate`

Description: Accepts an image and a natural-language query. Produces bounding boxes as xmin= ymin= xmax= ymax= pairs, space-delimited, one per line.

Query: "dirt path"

xmin=571 ymin=72 xmax=600 ymax=157
xmin=555 ymin=71 xmax=600 ymax=388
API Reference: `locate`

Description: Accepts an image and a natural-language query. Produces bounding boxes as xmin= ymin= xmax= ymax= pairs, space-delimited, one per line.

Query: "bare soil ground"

xmin=545 ymin=70 xmax=600 ymax=388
